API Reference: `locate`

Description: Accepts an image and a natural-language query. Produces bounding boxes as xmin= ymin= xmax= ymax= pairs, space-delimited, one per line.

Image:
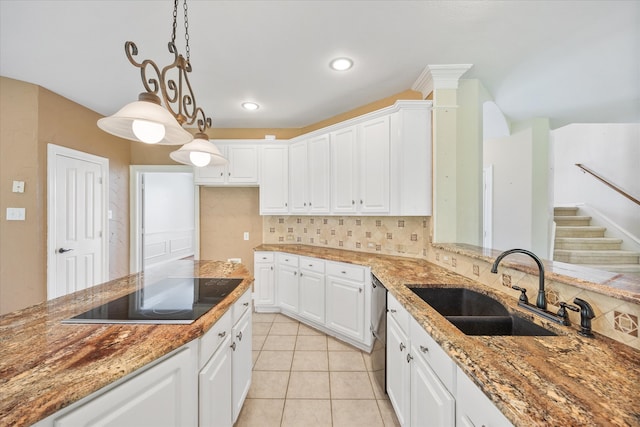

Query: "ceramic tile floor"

xmin=235 ymin=312 xmax=400 ymax=427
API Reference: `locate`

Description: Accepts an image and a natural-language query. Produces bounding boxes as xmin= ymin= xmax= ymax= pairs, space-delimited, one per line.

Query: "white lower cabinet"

xmin=298 ymin=257 xmax=326 ymax=325
xmin=277 ymin=254 xmax=300 ymax=314
xmin=46 ymin=342 xmax=198 ymax=427
xmin=456 ymin=366 xmax=512 ymax=427
xmin=386 ymin=292 xmax=513 ymax=427
xmin=231 ymin=307 xmax=252 ymax=423
xmin=386 ymin=314 xmax=411 ymax=426
xmin=325 ymin=273 xmax=365 ymax=343
xmin=254 ymin=252 xmax=276 ymax=309
xmin=199 ymin=334 xmax=233 ymax=427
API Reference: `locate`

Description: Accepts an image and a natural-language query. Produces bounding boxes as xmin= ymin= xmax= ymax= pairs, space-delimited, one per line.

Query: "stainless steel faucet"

xmin=491 ymin=248 xmax=546 ymax=309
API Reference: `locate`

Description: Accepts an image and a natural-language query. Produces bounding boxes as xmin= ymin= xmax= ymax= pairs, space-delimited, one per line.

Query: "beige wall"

xmin=199 ymin=187 xmax=262 ymax=275
xmin=0 ymin=77 xmax=131 ymax=314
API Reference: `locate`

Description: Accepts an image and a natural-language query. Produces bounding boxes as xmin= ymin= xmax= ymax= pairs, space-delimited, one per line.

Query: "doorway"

xmin=129 ymin=165 xmax=198 ymax=273
xmin=47 ymin=144 xmax=109 ymax=299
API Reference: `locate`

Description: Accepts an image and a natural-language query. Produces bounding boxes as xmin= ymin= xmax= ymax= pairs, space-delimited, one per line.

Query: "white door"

xmin=47 ymin=144 xmax=108 ymax=299
xmin=325 ymin=276 xmax=364 ymax=342
xmin=299 ymin=270 xmax=325 ymax=324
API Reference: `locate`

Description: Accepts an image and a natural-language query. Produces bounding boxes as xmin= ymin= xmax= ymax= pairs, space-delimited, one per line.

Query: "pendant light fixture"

xmin=98 ymin=0 xmax=226 ymax=167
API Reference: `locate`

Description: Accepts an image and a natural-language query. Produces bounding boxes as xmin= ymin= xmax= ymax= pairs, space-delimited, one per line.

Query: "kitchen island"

xmin=256 ymin=244 xmax=640 ymax=427
xmin=0 ymin=260 xmax=253 ymax=427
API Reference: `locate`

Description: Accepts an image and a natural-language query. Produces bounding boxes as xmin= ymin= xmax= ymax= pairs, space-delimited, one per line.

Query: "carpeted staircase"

xmin=553 ymin=207 xmax=640 ymax=275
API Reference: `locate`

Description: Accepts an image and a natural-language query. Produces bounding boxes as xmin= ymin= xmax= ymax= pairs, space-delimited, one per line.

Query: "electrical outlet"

xmin=12 ymin=181 xmax=25 ymax=193
xmin=6 ymin=207 xmax=26 ymax=221
xmin=243 ymin=232 xmax=249 ymax=240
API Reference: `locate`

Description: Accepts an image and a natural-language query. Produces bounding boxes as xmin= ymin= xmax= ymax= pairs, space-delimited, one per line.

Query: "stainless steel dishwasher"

xmin=370 ymin=273 xmax=387 ymax=393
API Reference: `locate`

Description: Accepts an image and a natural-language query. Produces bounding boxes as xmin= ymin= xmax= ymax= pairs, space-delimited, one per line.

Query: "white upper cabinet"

xmin=358 ymin=115 xmax=391 ymax=214
xmin=307 ymin=135 xmax=331 ymax=213
xmin=288 ymin=137 xmax=331 ymax=215
xmin=259 ymin=145 xmax=289 ymax=214
xmin=194 ymin=141 xmax=259 ymax=186
xmin=289 ymin=141 xmax=308 ymax=213
xmin=330 ymin=126 xmax=358 ymax=214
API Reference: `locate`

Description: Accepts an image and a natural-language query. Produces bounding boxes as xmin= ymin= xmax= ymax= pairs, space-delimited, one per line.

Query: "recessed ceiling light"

xmin=330 ymin=57 xmax=353 ymax=71
xmin=242 ymin=102 xmax=259 ymax=111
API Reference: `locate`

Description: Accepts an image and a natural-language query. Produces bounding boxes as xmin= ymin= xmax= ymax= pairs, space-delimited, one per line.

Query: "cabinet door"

xmin=227 ymin=145 xmax=258 ymax=184
xmin=289 ymin=141 xmax=308 ymax=213
xmin=359 ymin=116 xmax=390 ymax=213
xmin=330 ymin=126 xmax=358 ymax=214
xmin=259 ymin=145 xmax=289 ymax=214
xmin=254 ymin=261 xmax=275 ymax=307
xmin=307 ymin=134 xmax=331 ymax=214
xmin=199 ymin=336 xmax=232 ymax=427
xmin=410 ymin=344 xmax=455 ymax=427
xmin=386 ymin=316 xmax=410 ymax=427
xmin=195 ymin=146 xmax=227 ymax=184
xmin=231 ymin=310 xmax=252 ymax=423
xmin=325 ymin=276 xmax=364 ymax=342
xmin=299 ymin=270 xmax=325 ymax=324
xmin=54 ymin=343 xmax=197 ymax=427
xmin=456 ymin=367 xmax=513 ymax=427
xmin=277 ymin=265 xmax=299 ymax=313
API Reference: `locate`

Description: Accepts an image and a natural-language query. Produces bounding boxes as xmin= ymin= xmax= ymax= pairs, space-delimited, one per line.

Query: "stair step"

xmin=554 ymin=237 xmax=623 ymax=250
xmin=555 ymin=226 xmax=606 ymax=238
xmin=553 ymin=250 xmax=640 ymax=264
xmin=554 ymin=207 xmax=579 ymax=216
xmin=554 ymin=215 xmax=592 ymax=226
xmin=581 ymin=264 xmax=640 ymax=274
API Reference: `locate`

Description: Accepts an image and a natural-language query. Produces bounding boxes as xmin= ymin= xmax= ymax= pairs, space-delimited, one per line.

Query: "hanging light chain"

xmin=171 ymin=0 xmax=178 ymax=45
xmin=183 ymin=0 xmax=190 ymax=62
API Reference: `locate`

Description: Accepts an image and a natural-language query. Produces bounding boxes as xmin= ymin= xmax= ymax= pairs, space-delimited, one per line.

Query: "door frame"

xmin=129 ymin=165 xmax=199 ymax=273
xmin=483 ymin=165 xmax=493 ymax=249
xmin=47 ymin=144 xmax=109 ymax=299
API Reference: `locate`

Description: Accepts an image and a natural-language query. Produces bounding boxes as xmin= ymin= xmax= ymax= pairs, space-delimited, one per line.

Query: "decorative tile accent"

xmin=310 ymin=237 xmax=314 ymax=244
xmin=339 ymin=241 xmax=343 ymax=247
xmin=296 ymin=218 xmax=302 ymax=223
xmin=452 ymin=257 xmax=457 ymax=268
xmin=356 ymin=219 xmax=361 ymax=226
xmin=339 ymin=219 xmax=344 ymax=226
xmin=386 ymin=233 xmax=393 ymax=240
xmin=436 ymin=253 xmax=440 ymax=261
xmin=502 ymin=274 xmax=512 ymax=287
xmin=288 ymin=227 xmax=293 ymax=233
xmin=376 ymin=220 xmax=382 ymax=227
xmin=410 ymin=234 xmax=418 ymax=241
xmin=366 ymin=231 xmax=371 ymax=238
xmin=304 ymin=228 xmax=307 ymax=234
xmin=279 ymin=218 xmax=285 ymax=224
xmin=296 ymin=237 xmax=302 ymax=242
xmin=473 ymin=264 xmax=480 ymax=276
xmin=375 ymin=244 xmax=381 ymax=251
xmin=279 ymin=236 xmax=284 ymax=242
xmin=546 ymin=289 xmax=560 ymax=307
xmin=323 ymin=219 xmax=328 ymax=225
xmin=398 ymin=220 xmax=405 ymax=228
xmin=614 ymin=312 xmax=638 ymax=337
xmin=348 ymin=230 xmax=353 ymax=237
xmin=310 ymin=219 xmax=315 ymax=224
xmin=356 ymin=242 xmax=361 ymax=248
xmin=316 ymin=229 xmax=320 ymax=235
xmin=331 ymin=229 xmax=336 ymax=236
xmin=270 ymin=227 xmax=275 ymax=233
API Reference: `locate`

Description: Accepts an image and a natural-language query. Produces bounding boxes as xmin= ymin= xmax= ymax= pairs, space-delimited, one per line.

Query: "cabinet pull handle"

xmin=399 ymin=342 xmax=405 ymax=351
xmin=220 ymin=172 xmax=223 ymax=176
xmin=360 ymin=200 xmax=363 ymax=204
xmin=230 ymin=342 xmax=236 ymax=351
xmin=271 ymin=266 xmax=273 ymax=270
xmin=341 ymin=271 xmax=347 ymax=274
xmin=300 ymin=272 xmax=303 ymax=276
xmin=262 ymin=257 xmax=267 ymax=260
xmin=389 ymin=309 xmax=397 ymax=313
xmin=309 ymin=202 xmax=312 ymax=206
xmin=304 ymin=202 xmax=307 ymax=206
xmin=228 ymin=172 xmax=231 ymax=176
xmin=237 ymin=331 xmax=243 ymax=341
xmin=352 ymin=200 xmax=355 ymax=205
xmin=407 ymin=353 xmax=413 ymax=363
xmin=243 ymin=302 xmax=249 ymax=307
xmin=420 ymin=345 xmax=429 ymax=353
xmin=359 ymin=288 xmax=362 ymax=293
xmin=294 ymin=271 xmax=297 ymax=275
xmin=285 ymin=202 xmax=288 ymax=207
xmin=218 ymin=331 xmax=226 ymax=338
xmin=308 ymin=264 xmax=313 ymax=267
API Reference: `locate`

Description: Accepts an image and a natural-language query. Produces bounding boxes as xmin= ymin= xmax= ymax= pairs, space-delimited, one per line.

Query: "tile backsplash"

xmin=263 ymin=216 xmax=430 ymax=258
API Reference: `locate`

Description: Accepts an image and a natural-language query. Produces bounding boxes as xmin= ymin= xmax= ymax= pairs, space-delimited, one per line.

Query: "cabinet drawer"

xmin=300 ymin=256 xmax=325 ymax=274
xmin=233 ymin=288 xmax=252 ymax=325
xmin=387 ymin=293 xmax=410 ymax=334
xmin=255 ymin=252 xmax=274 ymax=263
xmin=199 ymin=309 xmax=232 ymax=369
xmin=277 ymin=253 xmax=299 ymax=268
xmin=326 ymin=261 xmax=365 ymax=282
xmin=410 ymin=316 xmax=456 ymax=393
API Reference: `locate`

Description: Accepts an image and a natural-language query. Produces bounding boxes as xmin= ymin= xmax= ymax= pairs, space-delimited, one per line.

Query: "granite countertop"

xmin=0 ymin=260 xmax=253 ymax=427
xmin=256 ymin=244 xmax=640 ymax=426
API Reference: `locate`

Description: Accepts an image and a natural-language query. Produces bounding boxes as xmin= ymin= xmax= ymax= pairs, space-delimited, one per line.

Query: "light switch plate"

xmin=243 ymin=232 xmax=249 ymax=240
xmin=12 ymin=181 xmax=25 ymax=193
xmin=6 ymin=207 xmax=26 ymax=221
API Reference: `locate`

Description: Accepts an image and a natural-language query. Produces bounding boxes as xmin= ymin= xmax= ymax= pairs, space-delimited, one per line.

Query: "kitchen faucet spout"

xmin=491 ymin=249 xmax=547 ymax=310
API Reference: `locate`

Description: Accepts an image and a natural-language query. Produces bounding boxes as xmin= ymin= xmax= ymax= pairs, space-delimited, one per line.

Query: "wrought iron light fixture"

xmin=97 ymin=0 xmax=226 ymax=167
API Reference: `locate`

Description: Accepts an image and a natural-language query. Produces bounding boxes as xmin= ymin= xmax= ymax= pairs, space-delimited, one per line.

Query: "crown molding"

xmin=412 ymin=64 xmax=473 ymax=97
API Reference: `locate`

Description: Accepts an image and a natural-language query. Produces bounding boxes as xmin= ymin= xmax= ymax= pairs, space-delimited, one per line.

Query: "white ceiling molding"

xmin=412 ymin=64 xmax=473 ymax=98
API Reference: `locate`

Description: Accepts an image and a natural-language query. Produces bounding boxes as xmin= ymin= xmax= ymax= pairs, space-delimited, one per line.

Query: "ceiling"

xmin=1 ymin=1 xmax=638 ymax=130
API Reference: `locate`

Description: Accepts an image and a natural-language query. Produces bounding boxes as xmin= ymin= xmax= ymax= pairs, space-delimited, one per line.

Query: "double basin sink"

xmin=409 ymin=287 xmax=556 ymax=336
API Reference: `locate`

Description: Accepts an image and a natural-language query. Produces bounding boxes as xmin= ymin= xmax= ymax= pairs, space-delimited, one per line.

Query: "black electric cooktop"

xmin=62 ymin=277 xmax=243 ymax=324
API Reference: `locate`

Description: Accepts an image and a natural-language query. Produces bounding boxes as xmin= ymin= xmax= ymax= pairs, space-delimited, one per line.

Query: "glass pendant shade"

xmin=97 ymin=93 xmax=193 ymax=145
xmin=169 ymin=133 xmax=228 ymax=167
